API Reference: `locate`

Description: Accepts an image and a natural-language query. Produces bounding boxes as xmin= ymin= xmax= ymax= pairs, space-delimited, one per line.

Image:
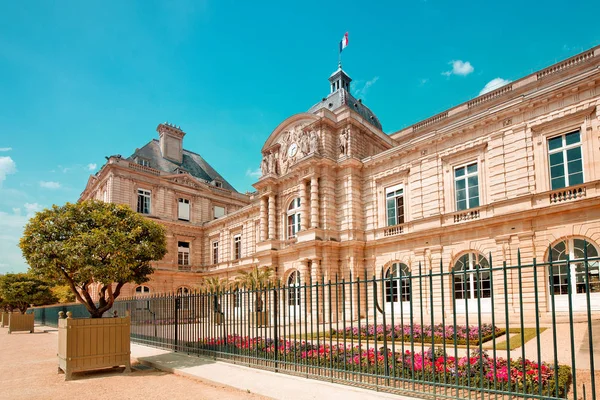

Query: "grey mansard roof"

xmin=308 ymin=88 xmax=383 ymax=131
xmin=128 ymin=139 xmax=238 ymax=192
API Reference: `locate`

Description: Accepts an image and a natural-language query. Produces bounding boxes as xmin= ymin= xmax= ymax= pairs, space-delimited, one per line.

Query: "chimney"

xmin=156 ymin=122 xmax=185 ymax=164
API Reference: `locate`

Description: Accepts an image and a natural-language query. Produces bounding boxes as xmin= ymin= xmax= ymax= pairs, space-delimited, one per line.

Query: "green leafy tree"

xmin=234 ymin=267 xmax=274 ymax=312
xmin=0 ymin=273 xmax=58 ymax=314
xmin=51 ymin=285 xmax=77 ymax=303
xmin=20 ymin=200 xmax=167 ymax=318
xmin=199 ymin=276 xmax=231 ymax=313
xmin=200 ymin=276 xmax=230 ymax=292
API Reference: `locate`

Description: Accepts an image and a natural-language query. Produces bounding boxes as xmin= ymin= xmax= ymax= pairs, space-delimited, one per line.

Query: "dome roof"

xmin=308 ymin=88 xmax=382 ymax=131
xmin=308 ymin=66 xmax=382 ymax=130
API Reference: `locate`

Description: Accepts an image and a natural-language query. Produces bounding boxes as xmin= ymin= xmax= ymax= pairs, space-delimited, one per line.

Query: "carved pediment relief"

xmin=260 ymin=115 xmax=321 ymax=177
xmin=164 ymin=174 xmax=202 ymax=189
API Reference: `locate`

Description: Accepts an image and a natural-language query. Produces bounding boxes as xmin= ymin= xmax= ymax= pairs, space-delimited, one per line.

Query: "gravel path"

xmin=0 ymin=327 xmax=271 ymax=400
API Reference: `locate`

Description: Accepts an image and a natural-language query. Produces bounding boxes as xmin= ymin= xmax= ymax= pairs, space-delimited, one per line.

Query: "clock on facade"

xmin=288 ymin=143 xmax=298 ymax=157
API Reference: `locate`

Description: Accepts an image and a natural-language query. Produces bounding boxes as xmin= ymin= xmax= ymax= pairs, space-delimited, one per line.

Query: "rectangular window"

xmin=137 ymin=189 xmax=151 ymax=214
xmin=137 ymin=158 xmax=149 ymax=167
xmin=233 ymin=234 xmax=241 ymax=260
xmin=177 ymin=241 xmax=190 ymax=266
xmin=454 ymin=163 xmax=479 ymax=211
xmin=548 ymin=131 xmax=583 ymax=190
xmin=386 ymin=185 xmax=404 ymax=226
xmin=214 ymin=206 xmax=225 ymax=219
xmin=212 ymin=241 xmax=219 ymax=264
xmin=178 ymin=198 xmax=190 ymax=221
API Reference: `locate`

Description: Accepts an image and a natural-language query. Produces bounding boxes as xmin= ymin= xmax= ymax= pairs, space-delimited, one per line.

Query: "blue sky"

xmin=0 ymin=0 xmax=598 ymax=273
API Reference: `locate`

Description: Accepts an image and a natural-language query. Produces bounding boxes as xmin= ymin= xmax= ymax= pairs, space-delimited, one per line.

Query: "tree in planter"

xmin=234 ymin=267 xmax=274 ymax=312
xmin=19 ymin=200 xmax=167 ymax=318
xmin=0 ymin=273 xmax=57 ymax=314
xmin=199 ymin=276 xmax=230 ymax=314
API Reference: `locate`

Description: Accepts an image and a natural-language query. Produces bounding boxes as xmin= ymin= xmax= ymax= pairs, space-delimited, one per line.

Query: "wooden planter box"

xmin=0 ymin=312 xmax=9 ymax=328
xmin=58 ymin=314 xmax=131 ymax=380
xmin=8 ymin=313 xmax=34 ymax=334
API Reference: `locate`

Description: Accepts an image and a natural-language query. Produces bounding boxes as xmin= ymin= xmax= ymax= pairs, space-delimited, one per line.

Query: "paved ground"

xmin=0 ymin=327 xmax=269 ymax=400
xmin=0 ymin=326 xmax=419 ymax=400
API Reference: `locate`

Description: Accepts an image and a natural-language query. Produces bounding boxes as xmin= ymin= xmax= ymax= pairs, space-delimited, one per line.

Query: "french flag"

xmin=339 ymin=32 xmax=349 ymax=53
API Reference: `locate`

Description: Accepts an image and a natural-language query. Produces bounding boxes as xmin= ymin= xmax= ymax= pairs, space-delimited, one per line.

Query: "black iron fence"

xmin=34 ymin=251 xmax=600 ymax=399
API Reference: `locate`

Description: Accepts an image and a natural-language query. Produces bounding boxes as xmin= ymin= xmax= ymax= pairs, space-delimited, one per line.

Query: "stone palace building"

xmin=81 ymin=45 xmax=600 ymax=318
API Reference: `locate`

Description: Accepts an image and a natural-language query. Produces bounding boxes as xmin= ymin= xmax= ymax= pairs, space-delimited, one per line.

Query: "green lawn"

xmin=492 ymin=327 xmax=547 ymax=351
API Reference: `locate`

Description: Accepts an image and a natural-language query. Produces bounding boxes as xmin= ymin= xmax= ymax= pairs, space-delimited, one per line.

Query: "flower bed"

xmin=196 ymin=335 xmax=571 ymax=398
xmin=330 ymin=323 xmax=505 ymax=346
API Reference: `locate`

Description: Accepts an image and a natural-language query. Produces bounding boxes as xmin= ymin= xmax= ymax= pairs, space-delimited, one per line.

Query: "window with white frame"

xmin=134 ymin=285 xmax=150 ymax=309
xmin=135 ymin=285 xmax=150 ymax=294
xmin=137 ymin=158 xmax=150 ymax=167
xmin=178 ymin=241 xmax=190 ymax=266
xmin=452 ymin=252 xmax=491 ymax=300
xmin=385 ymin=263 xmax=411 ymax=303
xmin=287 ymin=198 xmax=301 ymax=239
xmin=177 ymin=286 xmax=191 ymax=309
xmin=233 ymin=234 xmax=241 ymax=260
xmin=214 ymin=205 xmax=225 ymax=219
xmin=288 ymin=270 xmax=301 ymax=307
xmin=137 ymin=189 xmax=151 ymax=214
xmin=212 ymin=240 xmax=219 ymax=264
xmin=178 ymin=198 xmax=190 ymax=221
xmin=548 ymin=131 xmax=584 ymax=190
xmin=454 ymin=162 xmax=479 ymax=211
xmin=385 ymin=185 xmax=404 ymax=226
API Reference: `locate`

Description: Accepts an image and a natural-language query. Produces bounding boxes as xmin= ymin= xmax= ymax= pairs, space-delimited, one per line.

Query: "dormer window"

xmin=175 ymin=168 xmax=188 ymax=175
xmin=137 ymin=158 xmax=150 ymax=167
xmin=214 ymin=181 xmax=223 ymax=188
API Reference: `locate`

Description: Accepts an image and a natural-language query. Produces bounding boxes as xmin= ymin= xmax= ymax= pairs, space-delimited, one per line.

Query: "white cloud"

xmin=245 ymin=168 xmax=261 ymax=178
xmin=0 ymin=156 xmax=17 ymax=187
xmin=0 ymin=205 xmax=45 ymax=274
xmin=442 ymin=60 xmax=474 ymax=77
xmin=24 ymin=202 xmax=43 ymax=216
xmin=39 ymin=181 xmax=61 ymax=189
xmin=87 ymin=163 xmax=97 ymax=171
xmin=351 ymin=76 xmax=380 ymax=100
xmin=0 ymin=147 xmax=12 ymax=152
xmin=479 ymin=77 xmax=512 ymax=95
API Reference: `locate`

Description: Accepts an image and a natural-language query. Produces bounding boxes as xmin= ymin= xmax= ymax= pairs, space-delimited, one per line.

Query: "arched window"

xmin=134 ymin=285 xmax=151 ymax=310
xmin=288 ymin=270 xmax=301 ymax=307
xmin=453 ymin=252 xmax=491 ymax=300
xmin=177 ymin=287 xmax=190 ymax=295
xmin=287 ymin=198 xmax=301 ymax=239
xmin=232 ymin=288 xmax=241 ymax=309
xmin=385 ymin=263 xmax=410 ymax=303
xmin=177 ymin=286 xmax=191 ymax=309
xmin=135 ymin=285 xmax=150 ymax=295
xmin=549 ymin=238 xmax=600 ymax=295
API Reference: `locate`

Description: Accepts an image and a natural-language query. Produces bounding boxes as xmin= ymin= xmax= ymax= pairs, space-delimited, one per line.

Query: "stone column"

xmin=310 ymin=176 xmax=319 ymax=228
xmin=268 ymin=194 xmax=276 ymax=240
xmin=260 ymin=196 xmax=267 ymax=242
xmin=299 ymin=180 xmax=308 ymax=231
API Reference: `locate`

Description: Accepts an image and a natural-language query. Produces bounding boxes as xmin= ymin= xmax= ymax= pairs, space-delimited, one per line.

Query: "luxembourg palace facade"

xmin=81 ymin=45 xmax=600 ymax=318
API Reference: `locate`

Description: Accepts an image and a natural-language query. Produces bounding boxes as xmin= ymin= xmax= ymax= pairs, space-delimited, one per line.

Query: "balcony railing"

xmin=549 ymin=185 xmax=586 ymax=204
xmin=452 ymin=208 xmax=481 ymax=223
